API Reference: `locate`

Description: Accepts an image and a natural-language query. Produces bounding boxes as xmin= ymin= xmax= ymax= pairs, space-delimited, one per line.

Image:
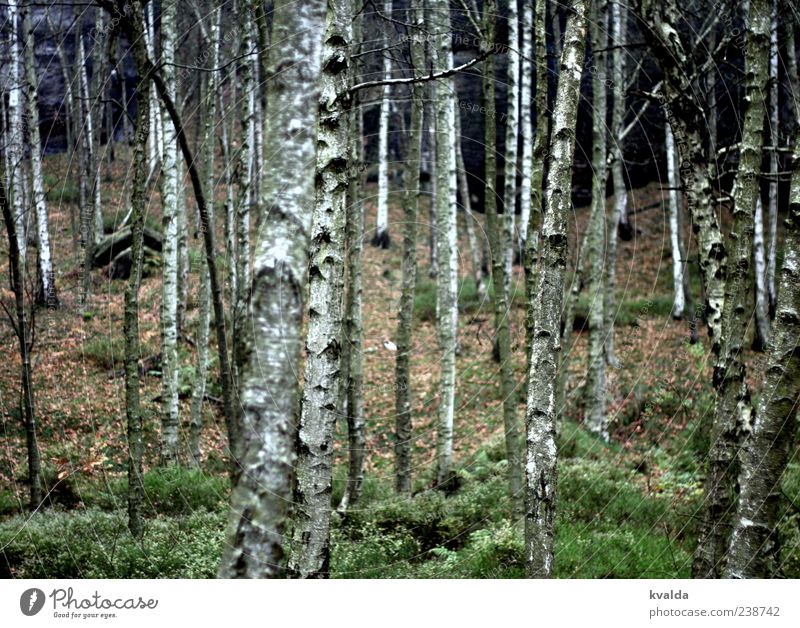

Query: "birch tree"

xmin=502 ymin=0 xmax=519 ymax=301
xmin=666 ymin=122 xmax=685 ymax=319
xmin=766 ymin=0 xmax=779 ymax=316
xmin=189 ymin=0 xmax=223 ymax=466
xmin=114 ymin=0 xmax=151 ymax=540
xmin=431 ymin=0 xmax=459 ymax=487
xmin=22 ymin=0 xmax=58 ymax=308
xmin=693 ymin=0 xmax=770 ymax=578
xmin=637 ymin=0 xmax=727 ymax=353
xmin=518 ymin=0 xmax=534 ymax=261
xmin=1 ymin=174 xmax=41 ymax=510
xmin=159 ymin=0 xmax=181 ymax=465
xmin=524 ymin=0 xmax=587 ymax=577
xmin=524 ymin=0 xmax=549 ymax=352
xmin=218 ymin=0 xmax=326 ymax=578
xmin=584 ymin=0 xmax=608 ymax=441
xmin=482 ymin=0 xmax=523 ymax=510
xmin=394 ymin=0 xmax=425 ymax=495
xmin=605 ymin=0 xmax=626 ymax=365
xmin=288 ymin=0 xmax=352 ymax=578
xmin=373 ymin=0 xmax=393 ymax=248
xmin=6 ymin=0 xmax=26 ymax=262
xmin=726 ymin=137 xmax=800 ymax=578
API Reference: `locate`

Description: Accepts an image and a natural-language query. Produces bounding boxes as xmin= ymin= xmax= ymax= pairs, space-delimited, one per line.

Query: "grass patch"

xmin=44 ymin=174 xmax=79 ymax=205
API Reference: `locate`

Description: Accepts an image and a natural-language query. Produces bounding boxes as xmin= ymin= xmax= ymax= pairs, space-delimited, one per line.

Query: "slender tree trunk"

xmin=483 ymin=0 xmax=523 ymax=510
xmin=7 ymin=0 xmax=26 ymax=262
xmin=637 ymin=0 xmax=727 ymax=354
xmin=373 ymin=0 xmax=393 ymax=248
xmin=584 ymin=0 xmax=608 ymax=441
xmin=144 ymin=2 xmax=160 ymax=177
xmin=218 ymin=0 xmax=326 ymax=578
xmin=525 ymin=0 xmax=549 ymax=356
xmin=766 ymin=0 xmax=779 ymax=317
xmin=76 ymin=26 xmax=95 ymax=310
xmin=233 ymin=0 xmax=256 ymax=377
xmin=431 ymin=0 xmax=459 ymax=487
xmin=158 ymin=0 xmax=181 ymax=466
xmin=189 ymin=0 xmax=222 ymax=467
xmin=605 ymin=0 xmax=626 ymax=366
xmin=518 ymin=0 xmax=533 ymax=262
xmin=1 ymin=175 xmax=42 ymax=511
xmin=394 ymin=0 xmax=425 ymax=496
xmin=502 ymin=0 xmax=519 ymax=302
xmin=666 ymin=122 xmax=685 ymax=319
xmin=339 ymin=0 xmax=367 ymax=511
xmin=693 ymin=0 xmax=770 ymax=578
xmin=524 ymin=0 xmax=587 ymax=578
xmin=726 ymin=137 xmax=800 ymax=578
xmin=118 ymin=0 xmax=151 ymax=540
xmin=427 ymin=95 xmax=438 ymax=277
xmin=287 ymin=0 xmax=351 ymax=579
xmin=22 ymin=0 xmax=58 ymax=309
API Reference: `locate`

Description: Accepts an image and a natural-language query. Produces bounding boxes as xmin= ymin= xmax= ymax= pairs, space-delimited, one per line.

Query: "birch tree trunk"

xmin=233 ymin=0 xmax=256 ymax=377
xmin=524 ymin=0 xmax=587 ymax=577
xmin=432 ymin=0 xmax=459 ymax=487
xmin=666 ymin=122 xmax=685 ymax=319
xmin=159 ymin=0 xmax=181 ymax=466
xmin=426 ymin=96 xmax=438 ymax=276
xmin=189 ymin=0 xmax=222 ymax=466
xmin=288 ymin=0 xmax=352 ymax=578
xmin=693 ymin=0 xmax=770 ymax=578
xmin=502 ymin=0 xmax=519 ymax=302
xmin=394 ymin=0 xmax=425 ymax=496
xmin=766 ymin=0 xmax=779 ymax=317
xmin=584 ymin=0 xmax=608 ymax=441
xmin=753 ymin=195 xmax=771 ymax=349
xmin=76 ymin=27 xmax=95 ymax=310
xmin=144 ymin=2 xmax=161 ymax=177
xmin=6 ymin=0 xmax=26 ymax=262
xmin=373 ymin=0 xmax=393 ymax=248
xmin=605 ymin=0 xmax=626 ymax=366
xmin=518 ymin=0 xmax=533 ymax=262
xmin=118 ymin=0 xmax=151 ymax=540
xmin=726 ymin=137 xmax=800 ymax=578
xmin=524 ymin=0 xmax=549 ymax=355
xmin=483 ymin=0 xmax=523 ymax=512
xmin=339 ymin=0 xmax=366 ymax=511
xmin=637 ymin=0 xmax=727 ymax=354
xmin=1 ymin=175 xmax=42 ymax=510
xmin=218 ymin=0 xmax=326 ymax=578
xmin=22 ymin=0 xmax=58 ymax=308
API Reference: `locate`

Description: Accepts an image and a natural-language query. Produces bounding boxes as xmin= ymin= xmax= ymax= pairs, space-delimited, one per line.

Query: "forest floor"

xmin=1 ymin=150 xmax=798 ymax=578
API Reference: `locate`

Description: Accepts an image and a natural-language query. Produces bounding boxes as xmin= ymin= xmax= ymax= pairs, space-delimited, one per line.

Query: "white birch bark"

xmin=6 ymin=0 xmax=26 ymax=262
xmin=766 ymin=0 xmax=779 ymax=316
xmin=159 ymin=0 xmax=180 ymax=465
xmin=431 ymin=0 xmax=458 ymax=486
xmin=287 ymin=0 xmax=352 ymax=578
xmin=518 ymin=0 xmax=534 ymax=261
xmin=218 ymin=0 xmax=326 ymax=579
xmin=666 ymin=121 xmax=685 ymax=319
xmin=753 ymin=195 xmax=770 ymax=349
xmin=373 ymin=0 xmax=393 ymax=248
xmin=189 ymin=0 xmax=222 ymax=466
xmin=144 ymin=3 xmax=160 ymax=177
xmin=726 ymin=137 xmax=800 ymax=579
xmin=502 ymin=0 xmax=520 ymax=300
xmin=22 ymin=0 xmax=57 ymax=308
xmin=524 ymin=0 xmax=587 ymax=577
